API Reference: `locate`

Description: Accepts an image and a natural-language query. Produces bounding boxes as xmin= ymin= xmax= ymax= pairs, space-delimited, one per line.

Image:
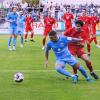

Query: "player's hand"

xmin=45 ymin=60 xmax=48 ymax=68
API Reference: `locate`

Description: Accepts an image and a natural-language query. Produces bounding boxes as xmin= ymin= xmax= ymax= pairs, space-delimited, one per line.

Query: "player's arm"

xmin=45 ymin=43 xmax=51 ymax=68
xmin=66 ymin=36 xmax=83 ymax=42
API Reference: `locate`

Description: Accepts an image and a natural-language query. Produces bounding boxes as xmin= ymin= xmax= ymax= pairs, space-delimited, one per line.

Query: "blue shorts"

xmin=56 ymin=55 xmax=77 ymax=67
xmin=9 ymin=27 xmax=17 ymax=35
xmin=16 ymin=28 xmax=24 ymax=35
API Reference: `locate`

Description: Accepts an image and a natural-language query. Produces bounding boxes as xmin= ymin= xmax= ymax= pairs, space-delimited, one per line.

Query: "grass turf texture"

xmin=0 ymin=35 xmax=100 ymax=100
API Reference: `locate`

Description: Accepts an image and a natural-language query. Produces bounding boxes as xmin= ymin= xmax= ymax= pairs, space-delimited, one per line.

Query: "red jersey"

xmin=64 ymin=28 xmax=87 ymax=46
xmin=44 ymin=17 xmax=56 ymax=31
xmin=78 ymin=16 xmax=91 ymax=38
xmin=62 ymin=12 xmax=74 ymax=29
xmin=90 ymin=16 xmax=99 ymax=34
xmin=25 ymin=17 xmax=34 ymax=28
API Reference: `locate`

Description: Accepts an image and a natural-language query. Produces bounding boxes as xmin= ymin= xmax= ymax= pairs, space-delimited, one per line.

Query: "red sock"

xmin=93 ymin=37 xmax=97 ymax=44
xmin=43 ymin=38 xmax=46 ymax=46
xmin=87 ymin=43 xmax=91 ymax=54
xmin=25 ymin=33 xmax=28 ymax=39
xmin=90 ymin=38 xmax=93 ymax=43
xmin=31 ymin=33 xmax=34 ymax=39
xmin=85 ymin=60 xmax=93 ymax=72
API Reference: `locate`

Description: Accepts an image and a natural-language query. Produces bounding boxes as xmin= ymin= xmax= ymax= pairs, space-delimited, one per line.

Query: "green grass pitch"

xmin=0 ymin=35 xmax=100 ymax=100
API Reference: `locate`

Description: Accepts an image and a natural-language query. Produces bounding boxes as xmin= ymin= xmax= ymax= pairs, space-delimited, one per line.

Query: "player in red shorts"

xmin=62 ymin=6 xmax=74 ymax=31
xmin=25 ymin=13 xmax=34 ymax=42
xmin=78 ymin=9 xmax=91 ymax=56
xmin=90 ymin=12 xmax=100 ymax=48
xmin=64 ymin=20 xmax=99 ymax=79
xmin=42 ymin=13 xmax=56 ymax=49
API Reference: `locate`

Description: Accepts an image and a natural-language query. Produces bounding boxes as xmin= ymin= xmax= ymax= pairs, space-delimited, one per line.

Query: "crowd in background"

xmin=0 ymin=1 xmax=100 ymax=24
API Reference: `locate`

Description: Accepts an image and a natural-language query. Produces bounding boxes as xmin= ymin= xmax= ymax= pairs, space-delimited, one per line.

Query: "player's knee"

xmin=73 ymin=63 xmax=80 ymax=69
xmin=56 ymin=66 xmax=62 ymax=72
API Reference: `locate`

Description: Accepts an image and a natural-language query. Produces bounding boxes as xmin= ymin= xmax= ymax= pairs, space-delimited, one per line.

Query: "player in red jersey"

xmin=62 ymin=7 xmax=74 ymax=30
xmin=42 ymin=13 xmax=56 ymax=49
xmin=90 ymin=12 xmax=100 ymax=48
xmin=78 ymin=9 xmax=91 ymax=56
xmin=24 ymin=13 xmax=34 ymax=42
xmin=64 ymin=20 xmax=99 ymax=79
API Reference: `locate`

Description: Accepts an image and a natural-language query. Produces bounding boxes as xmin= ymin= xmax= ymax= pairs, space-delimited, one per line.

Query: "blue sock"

xmin=78 ymin=66 xmax=88 ymax=79
xmin=21 ymin=36 xmax=23 ymax=44
xmin=56 ymin=66 xmax=72 ymax=77
xmin=8 ymin=37 xmax=12 ymax=46
xmin=13 ymin=38 xmax=17 ymax=46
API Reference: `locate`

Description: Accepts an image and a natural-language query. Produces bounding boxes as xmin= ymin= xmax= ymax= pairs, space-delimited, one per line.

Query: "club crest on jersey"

xmin=60 ymin=43 xmax=64 ymax=46
xmin=58 ymin=48 xmax=61 ymax=51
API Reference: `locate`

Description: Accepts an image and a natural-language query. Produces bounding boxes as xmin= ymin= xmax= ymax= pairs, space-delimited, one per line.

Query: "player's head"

xmin=82 ymin=9 xmax=87 ymax=16
xmin=19 ymin=11 xmax=23 ymax=16
xmin=75 ymin=20 xmax=84 ymax=31
xmin=94 ymin=12 xmax=98 ymax=16
xmin=66 ymin=6 xmax=70 ymax=13
xmin=27 ymin=13 xmax=31 ymax=17
xmin=12 ymin=6 xmax=17 ymax=13
xmin=49 ymin=31 xmax=58 ymax=42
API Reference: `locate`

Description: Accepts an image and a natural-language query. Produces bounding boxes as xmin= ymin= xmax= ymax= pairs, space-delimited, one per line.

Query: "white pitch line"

xmin=0 ymin=69 xmax=100 ymax=72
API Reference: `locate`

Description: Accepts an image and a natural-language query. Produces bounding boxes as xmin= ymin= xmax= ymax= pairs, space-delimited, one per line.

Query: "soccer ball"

xmin=14 ymin=72 xmax=24 ymax=83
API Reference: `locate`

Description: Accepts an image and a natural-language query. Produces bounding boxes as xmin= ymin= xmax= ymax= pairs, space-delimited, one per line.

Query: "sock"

xmin=85 ymin=60 xmax=93 ymax=72
xmin=25 ymin=33 xmax=28 ymax=39
xmin=31 ymin=33 xmax=34 ymax=39
xmin=43 ymin=38 xmax=46 ymax=46
xmin=93 ymin=37 xmax=97 ymax=45
xmin=8 ymin=37 xmax=12 ymax=46
xmin=21 ymin=36 xmax=23 ymax=44
xmin=89 ymin=38 xmax=93 ymax=43
xmin=13 ymin=38 xmax=17 ymax=47
xmin=56 ymin=66 xmax=73 ymax=77
xmin=78 ymin=66 xmax=88 ymax=79
xmin=87 ymin=43 xmax=91 ymax=54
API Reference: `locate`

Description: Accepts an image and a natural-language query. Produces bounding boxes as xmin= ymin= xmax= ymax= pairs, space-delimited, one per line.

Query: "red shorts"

xmin=26 ymin=26 xmax=33 ymax=32
xmin=43 ymin=29 xmax=51 ymax=37
xmin=69 ymin=45 xmax=86 ymax=58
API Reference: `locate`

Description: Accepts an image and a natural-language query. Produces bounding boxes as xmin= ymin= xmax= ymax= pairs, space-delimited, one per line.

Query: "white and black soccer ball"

xmin=14 ymin=72 xmax=24 ymax=83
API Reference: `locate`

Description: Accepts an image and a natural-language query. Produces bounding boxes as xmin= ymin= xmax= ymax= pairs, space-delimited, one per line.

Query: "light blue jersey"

xmin=46 ymin=36 xmax=77 ymax=66
xmin=17 ymin=15 xmax=25 ymax=35
xmin=7 ymin=12 xmax=18 ymax=34
xmin=7 ymin=12 xmax=18 ymax=28
xmin=17 ymin=15 xmax=25 ymax=28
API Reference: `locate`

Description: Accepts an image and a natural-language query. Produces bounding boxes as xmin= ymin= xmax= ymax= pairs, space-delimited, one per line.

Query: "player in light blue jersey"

xmin=6 ymin=6 xmax=18 ymax=51
xmin=45 ymin=31 xmax=93 ymax=83
xmin=16 ymin=11 xmax=25 ymax=48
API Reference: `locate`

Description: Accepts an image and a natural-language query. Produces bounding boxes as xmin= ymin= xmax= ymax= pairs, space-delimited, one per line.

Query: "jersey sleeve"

xmin=45 ymin=42 xmax=51 ymax=51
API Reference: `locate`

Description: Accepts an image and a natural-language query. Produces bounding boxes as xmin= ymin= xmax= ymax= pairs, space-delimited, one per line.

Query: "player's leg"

xmin=8 ymin=28 xmax=13 ymax=50
xmin=67 ymin=56 xmax=93 ymax=82
xmin=24 ymin=31 xmax=28 ymax=42
xmin=42 ymin=30 xmax=48 ymax=49
xmin=55 ymin=60 xmax=77 ymax=83
xmin=30 ymin=29 xmax=35 ymax=42
xmin=19 ymin=29 xmax=24 ymax=48
xmin=87 ymin=42 xmax=91 ymax=56
xmin=12 ymin=28 xmax=17 ymax=51
xmin=24 ymin=27 xmax=28 ymax=42
xmin=81 ymin=54 xmax=99 ymax=79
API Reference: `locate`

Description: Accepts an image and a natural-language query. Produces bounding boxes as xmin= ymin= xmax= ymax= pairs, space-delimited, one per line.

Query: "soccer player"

xmin=90 ymin=12 xmax=100 ymax=48
xmin=45 ymin=30 xmax=93 ymax=83
xmin=6 ymin=6 xmax=18 ymax=51
xmin=24 ymin=13 xmax=34 ymax=42
xmin=42 ymin=13 xmax=56 ymax=50
xmin=16 ymin=11 xmax=25 ymax=48
xmin=62 ymin=6 xmax=74 ymax=31
xmin=78 ymin=9 xmax=91 ymax=56
xmin=64 ymin=20 xmax=99 ymax=79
